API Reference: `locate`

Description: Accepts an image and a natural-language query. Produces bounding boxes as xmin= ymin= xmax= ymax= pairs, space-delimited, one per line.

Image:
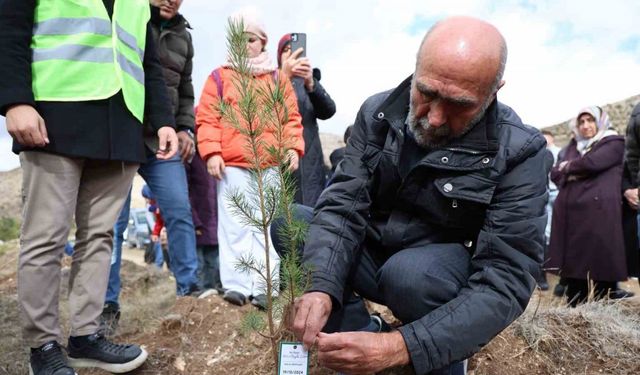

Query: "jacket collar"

xmin=374 ymin=74 xmax=500 ymax=153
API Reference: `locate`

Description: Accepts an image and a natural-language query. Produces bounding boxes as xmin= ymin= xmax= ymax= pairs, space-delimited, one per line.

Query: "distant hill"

xmin=0 ymin=133 xmax=346 ymax=223
xmin=542 ymin=95 xmax=640 ymax=145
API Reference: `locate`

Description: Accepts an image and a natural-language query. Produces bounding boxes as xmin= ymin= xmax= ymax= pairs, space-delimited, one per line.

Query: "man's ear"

xmin=496 ymin=80 xmax=506 ymax=92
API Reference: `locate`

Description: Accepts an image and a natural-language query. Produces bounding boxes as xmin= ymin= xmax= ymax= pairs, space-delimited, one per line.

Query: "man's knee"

xmin=377 ymin=244 xmax=471 ymax=322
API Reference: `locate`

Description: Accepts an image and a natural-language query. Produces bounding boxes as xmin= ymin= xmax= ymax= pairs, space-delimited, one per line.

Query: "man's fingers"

xmin=11 ymin=129 xmax=26 ymax=146
xmin=317 ymin=332 xmax=347 ymax=352
xmin=38 ymin=116 xmax=49 ymax=144
xmin=292 ymin=300 xmax=312 ymax=341
xmin=302 ymin=304 xmax=329 ymax=349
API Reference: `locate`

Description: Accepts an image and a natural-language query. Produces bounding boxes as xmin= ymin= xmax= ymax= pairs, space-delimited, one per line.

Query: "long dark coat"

xmin=547 ymin=135 xmax=628 ymax=281
xmin=185 ymin=151 xmax=218 ymax=246
xmin=290 ymin=71 xmax=336 ymax=207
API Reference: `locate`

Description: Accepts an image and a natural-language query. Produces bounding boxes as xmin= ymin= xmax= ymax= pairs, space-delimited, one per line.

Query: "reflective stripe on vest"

xmin=31 ymin=0 xmax=149 ymax=122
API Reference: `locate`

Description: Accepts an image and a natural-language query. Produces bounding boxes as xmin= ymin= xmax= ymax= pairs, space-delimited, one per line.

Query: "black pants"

xmin=271 ymin=205 xmax=469 ymax=375
xmin=565 ymin=278 xmax=616 ymax=307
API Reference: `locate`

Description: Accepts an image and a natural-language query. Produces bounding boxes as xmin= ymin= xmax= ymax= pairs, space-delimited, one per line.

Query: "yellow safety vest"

xmin=31 ymin=0 xmax=150 ymax=122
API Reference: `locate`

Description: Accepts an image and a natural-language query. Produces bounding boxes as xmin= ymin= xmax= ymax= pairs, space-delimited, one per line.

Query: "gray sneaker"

xmin=29 ymin=341 xmax=77 ymax=375
xmin=67 ymin=333 xmax=147 ymax=373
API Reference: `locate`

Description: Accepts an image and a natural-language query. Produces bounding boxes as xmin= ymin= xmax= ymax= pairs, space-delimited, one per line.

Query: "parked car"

xmin=126 ymin=208 xmax=151 ymax=248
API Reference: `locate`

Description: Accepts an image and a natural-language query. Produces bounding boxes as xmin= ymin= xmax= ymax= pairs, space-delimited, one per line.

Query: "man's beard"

xmin=407 ymin=98 xmax=491 ymax=149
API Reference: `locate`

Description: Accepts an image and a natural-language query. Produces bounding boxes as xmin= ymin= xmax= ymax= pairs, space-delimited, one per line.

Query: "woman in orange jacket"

xmin=195 ymin=11 xmax=304 ymax=308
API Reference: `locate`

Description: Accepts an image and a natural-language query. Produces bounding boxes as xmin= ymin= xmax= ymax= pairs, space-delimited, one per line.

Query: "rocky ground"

xmin=1 ymin=241 xmax=639 ymax=375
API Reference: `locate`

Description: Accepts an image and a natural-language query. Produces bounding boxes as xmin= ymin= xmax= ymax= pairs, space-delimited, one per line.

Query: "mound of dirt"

xmin=1 ymin=241 xmax=639 ymax=375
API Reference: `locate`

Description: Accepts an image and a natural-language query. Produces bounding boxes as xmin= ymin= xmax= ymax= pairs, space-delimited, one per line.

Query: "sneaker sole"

xmin=67 ymin=348 xmax=148 ymax=373
xmin=29 ymin=365 xmax=78 ymax=375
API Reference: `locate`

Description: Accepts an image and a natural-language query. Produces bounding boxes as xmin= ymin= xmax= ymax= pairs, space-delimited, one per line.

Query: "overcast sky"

xmin=1 ymin=0 xmax=639 ymax=171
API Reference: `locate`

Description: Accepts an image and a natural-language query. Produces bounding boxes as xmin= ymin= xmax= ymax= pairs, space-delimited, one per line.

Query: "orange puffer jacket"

xmin=195 ymin=67 xmax=304 ymax=168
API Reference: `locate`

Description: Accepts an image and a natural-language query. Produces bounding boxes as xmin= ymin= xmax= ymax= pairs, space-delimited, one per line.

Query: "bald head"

xmin=407 ymin=17 xmax=507 ymax=148
xmin=418 ymin=16 xmax=507 ymax=95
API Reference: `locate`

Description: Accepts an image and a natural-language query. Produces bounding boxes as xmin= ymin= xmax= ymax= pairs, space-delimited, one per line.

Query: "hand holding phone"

xmin=290 ymin=33 xmax=307 ymax=58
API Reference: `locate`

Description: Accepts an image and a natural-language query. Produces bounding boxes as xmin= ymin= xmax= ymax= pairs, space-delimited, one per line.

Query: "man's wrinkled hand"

xmin=5 ymin=104 xmax=49 ymax=147
xmin=317 ymin=331 xmax=410 ymax=374
xmin=291 ymin=292 xmax=332 ymax=350
xmin=157 ymin=126 xmax=178 ymax=160
xmin=177 ymin=130 xmax=194 ymax=162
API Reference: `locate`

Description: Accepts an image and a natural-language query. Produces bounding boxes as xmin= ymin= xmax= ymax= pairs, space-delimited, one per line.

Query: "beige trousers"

xmin=18 ymin=151 xmax=138 ymax=347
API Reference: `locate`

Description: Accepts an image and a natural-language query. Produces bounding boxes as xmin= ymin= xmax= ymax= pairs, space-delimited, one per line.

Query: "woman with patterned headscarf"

xmin=547 ymin=106 xmax=628 ymax=306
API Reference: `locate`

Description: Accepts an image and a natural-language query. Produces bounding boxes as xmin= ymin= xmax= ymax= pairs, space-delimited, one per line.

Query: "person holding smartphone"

xmin=278 ymin=33 xmax=336 ymax=207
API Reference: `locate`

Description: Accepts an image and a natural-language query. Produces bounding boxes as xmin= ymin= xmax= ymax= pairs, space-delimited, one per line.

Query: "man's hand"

xmin=177 ymin=130 xmax=195 ymax=162
xmin=291 ymin=292 xmax=332 ymax=349
xmin=5 ymin=104 xmax=49 ymax=147
xmin=624 ymin=188 xmax=639 ymax=209
xmin=157 ymin=126 xmax=178 ymax=160
xmin=286 ymin=149 xmax=299 ymax=172
xmin=206 ymin=154 xmax=225 ymax=180
xmin=317 ymin=331 xmax=410 ymax=374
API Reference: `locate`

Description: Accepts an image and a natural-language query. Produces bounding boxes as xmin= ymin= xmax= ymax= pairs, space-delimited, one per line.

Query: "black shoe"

xmin=67 ymin=333 xmax=147 ymax=373
xmin=98 ymin=303 xmax=121 ymax=337
xmin=610 ymin=288 xmax=635 ymax=300
xmin=537 ymin=280 xmax=549 ymax=291
xmin=251 ymin=294 xmax=268 ymax=310
xmin=30 ymin=341 xmax=77 ymax=375
xmin=553 ymin=283 xmax=566 ymax=297
xmin=223 ymin=290 xmax=248 ymax=306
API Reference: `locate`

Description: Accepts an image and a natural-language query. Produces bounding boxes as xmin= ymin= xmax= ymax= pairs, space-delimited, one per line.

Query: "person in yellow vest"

xmin=0 ymin=1 xmax=178 ymax=374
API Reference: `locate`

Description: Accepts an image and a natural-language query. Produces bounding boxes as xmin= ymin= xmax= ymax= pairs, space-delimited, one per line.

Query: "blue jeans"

xmin=106 ymin=154 xmax=199 ymax=305
xmin=271 ymin=205 xmax=467 ymax=375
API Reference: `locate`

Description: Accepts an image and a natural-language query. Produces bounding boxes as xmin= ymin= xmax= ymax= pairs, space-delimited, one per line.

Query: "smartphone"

xmin=290 ymin=33 xmax=307 ymax=58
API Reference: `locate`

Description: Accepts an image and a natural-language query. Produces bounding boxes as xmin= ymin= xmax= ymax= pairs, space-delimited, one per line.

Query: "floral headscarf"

xmin=569 ymin=106 xmax=616 ymax=155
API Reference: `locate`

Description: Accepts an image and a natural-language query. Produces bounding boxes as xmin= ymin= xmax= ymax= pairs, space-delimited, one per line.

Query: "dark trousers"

xmin=272 ymin=205 xmax=469 ymax=375
xmin=565 ymin=278 xmax=616 ymax=307
xmin=197 ymin=244 xmax=221 ymax=290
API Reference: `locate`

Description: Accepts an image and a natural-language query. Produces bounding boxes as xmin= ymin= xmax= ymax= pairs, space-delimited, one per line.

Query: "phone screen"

xmin=290 ymin=33 xmax=307 ymax=58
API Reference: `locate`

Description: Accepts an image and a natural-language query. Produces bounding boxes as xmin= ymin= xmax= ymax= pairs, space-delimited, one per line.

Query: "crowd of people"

xmin=1 ymin=1 xmax=639 ymax=375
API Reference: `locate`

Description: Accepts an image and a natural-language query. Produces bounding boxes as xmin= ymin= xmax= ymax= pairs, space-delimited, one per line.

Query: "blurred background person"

xmin=277 ymin=33 xmax=336 ymax=207
xmin=328 ymin=124 xmax=353 ymax=181
xmin=185 ymin=137 xmax=222 ymax=293
xmin=196 ymin=11 xmax=304 ymax=308
xmin=103 ymin=0 xmax=201 ymax=334
xmin=548 ymin=106 xmax=628 ymax=306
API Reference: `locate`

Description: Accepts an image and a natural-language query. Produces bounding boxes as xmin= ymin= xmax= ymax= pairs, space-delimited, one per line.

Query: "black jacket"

xmin=624 ymin=102 xmax=640 ymax=186
xmin=303 ymin=76 xmax=547 ymax=374
xmin=291 ymin=70 xmax=336 ymax=206
xmin=146 ymin=7 xmax=194 ymax=151
xmin=0 ymin=0 xmax=174 ymax=163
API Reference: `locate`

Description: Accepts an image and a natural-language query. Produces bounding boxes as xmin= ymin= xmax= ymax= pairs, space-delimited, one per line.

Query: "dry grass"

xmin=512 ymin=299 xmax=640 ymax=374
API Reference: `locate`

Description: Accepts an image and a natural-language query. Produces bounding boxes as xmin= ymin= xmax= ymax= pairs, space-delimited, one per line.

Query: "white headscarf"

xmin=569 ymin=106 xmax=617 ymax=155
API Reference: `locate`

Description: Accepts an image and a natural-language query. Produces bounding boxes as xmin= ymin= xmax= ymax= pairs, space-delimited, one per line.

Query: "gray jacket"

xmin=303 ymin=76 xmax=547 ymax=374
